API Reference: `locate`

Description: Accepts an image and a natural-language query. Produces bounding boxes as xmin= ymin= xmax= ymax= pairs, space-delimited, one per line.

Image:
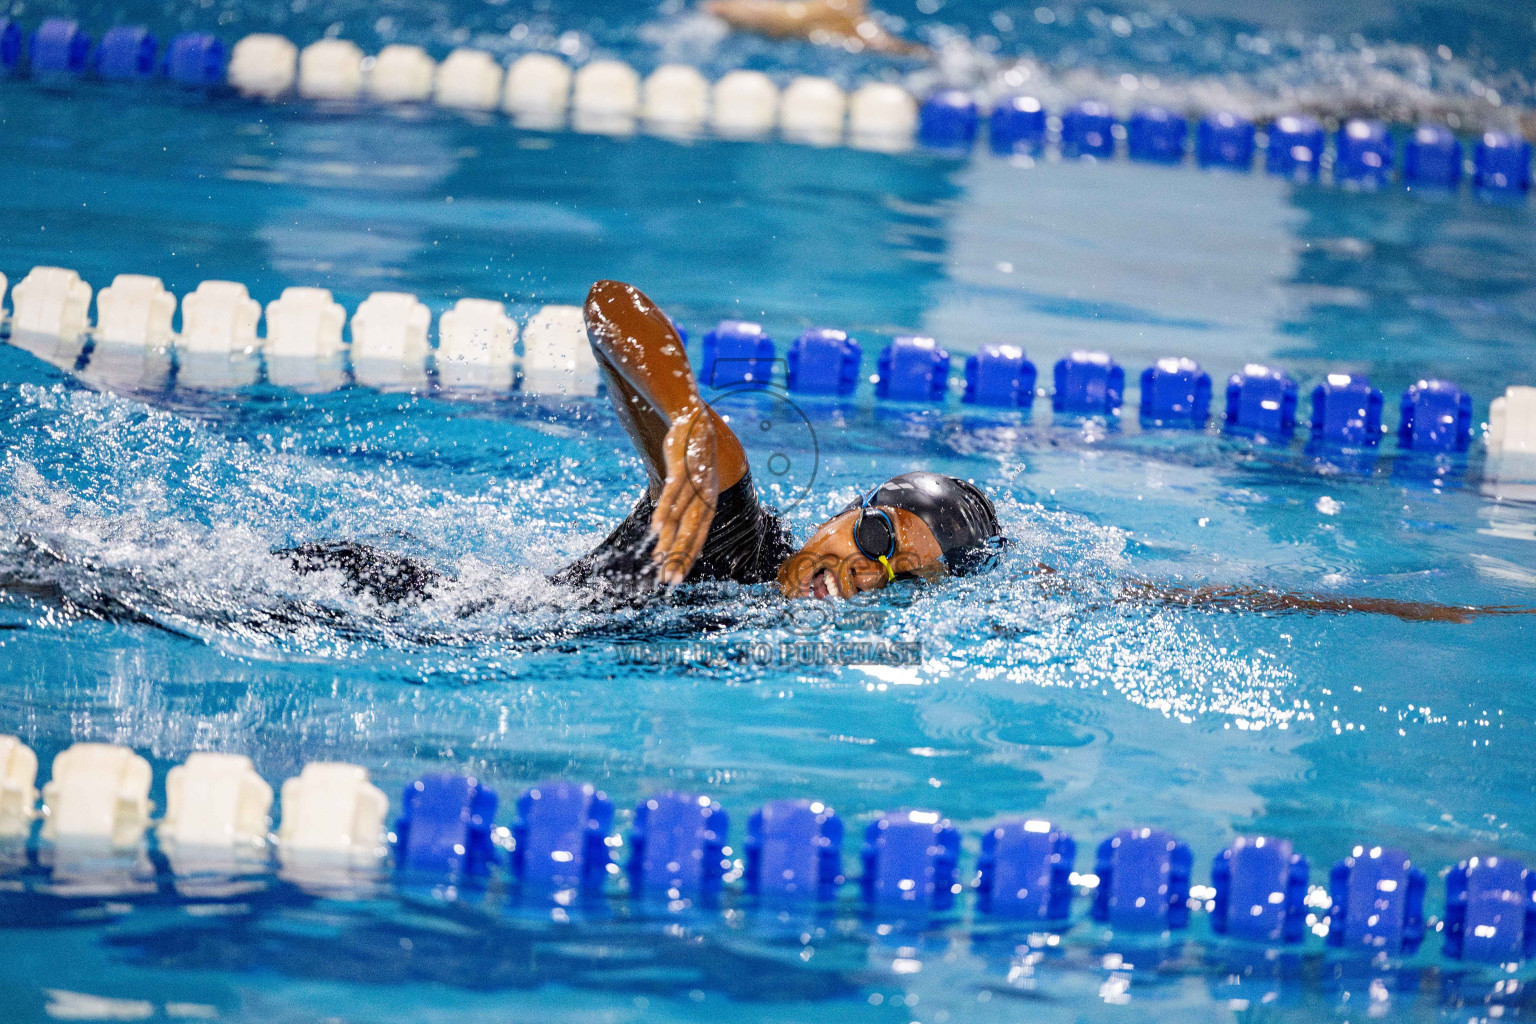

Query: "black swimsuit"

xmin=550 ymin=471 xmax=796 ymax=594
xmin=282 ymin=473 xmax=794 ymax=604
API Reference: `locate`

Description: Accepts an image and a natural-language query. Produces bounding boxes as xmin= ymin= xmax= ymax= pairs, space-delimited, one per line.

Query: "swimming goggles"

xmin=852 ymin=493 xmax=898 ymax=583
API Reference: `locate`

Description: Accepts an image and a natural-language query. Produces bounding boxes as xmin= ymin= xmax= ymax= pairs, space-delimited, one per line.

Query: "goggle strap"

xmin=877 ymin=554 xmax=894 ymax=583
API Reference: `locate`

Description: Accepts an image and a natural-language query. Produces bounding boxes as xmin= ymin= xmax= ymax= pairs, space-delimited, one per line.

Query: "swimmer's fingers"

xmin=650 ymin=407 xmax=718 ymax=584
xmin=650 ymin=431 xmax=698 ymax=560
xmin=650 ymin=473 xmax=688 ymax=572
xmin=651 ymin=475 xmax=715 ymax=583
xmin=675 ymin=492 xmax=715 ymax=583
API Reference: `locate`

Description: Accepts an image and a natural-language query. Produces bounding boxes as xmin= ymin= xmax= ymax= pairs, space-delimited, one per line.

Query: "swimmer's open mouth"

xmin=808 ymin=568 xmax=841 ymax=600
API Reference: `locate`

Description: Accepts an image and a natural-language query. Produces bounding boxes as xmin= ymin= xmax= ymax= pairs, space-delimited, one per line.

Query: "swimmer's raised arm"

xmin=583 ymin=280 xmax=749 ymax=585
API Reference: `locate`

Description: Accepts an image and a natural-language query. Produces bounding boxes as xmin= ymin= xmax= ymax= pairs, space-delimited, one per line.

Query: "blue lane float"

xmin=1310 ymin=373 xmax=1383 ymax=446
xmin=165 ymin=32 xmax=225 ymax=87
xmin=1403 ymin=124 xmax=1463 ymax=189
xmin=628 ymin=791 xmax=729 ymax=895
xmin=975 ymin=819 xmax=1075 ymax=919
xmin=1335 ymin=119 xmax=1394 ymax=187
xmin=1139 ymin=356 xmax=1210 ymax=426
xmin=1266 ymin=115 xmax=1325 ymax=181
xmin=394 ymin=774 xmax=498 ymax=880
xmin=0 ymin=12 xmax=1528 ymax=207
xmin=1197 ymin=111 xmax=1255 ymax=170
xmin=1225 ymin=364 xmax=1298 ymax=437
xmin=701 ymin=320 xmax=774 ymax=388
xmin=1060 ymin=100 xmax=1117 ymax=159
xmin=744 ymin=798 xmax=844 ymax=901
xmin=1052 ymin=350 xmax=1123 ymax=414
xmin=877 ymin=335 xmax=950 ymax=403
xmin=1443 ymin=856 xmax=1536 ymax=963
xmin=1327 ymin=845 xmax=1426 ymax=954
xmin=989 ymin=94 xmax=1047 ymax=155
xmin=861 ymin=809 xmax=960 ymax=910
xmin=513 ymin=779 xmax=613 ymax=891
xmin=962 ymin=343 xmax=1036 ymax=407
xmin=0 ymin=19 xmax=21 ymax=73
xmin=1474 ymin=132 xmax=1533 ymax=195
xmin=11 ymin=735 xmax=1536 ymax=966
xmin=786 ymin=327 xmax=860 ymax=397
xmin=1128 ymin=106 xmax=1188 ymax=164
xmin=1092 ymin=827 xmax=1193 ymax=930
xmin=93 ymin=25 xmax=156 ymax=81
xmin=1210 ymin=836 xmax=1308 ymax=944
xmin=30 ymin=18 xmax=90 ymax=76
xmin=918 ymin=89 xmax=979 ymax=152
xmin=1399 ymin=379 xmax=1472 ymax=452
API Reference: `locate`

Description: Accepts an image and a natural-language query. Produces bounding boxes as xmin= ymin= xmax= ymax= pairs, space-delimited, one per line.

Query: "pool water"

xmin=2 ymin=0 xmax=1536 ymax=1020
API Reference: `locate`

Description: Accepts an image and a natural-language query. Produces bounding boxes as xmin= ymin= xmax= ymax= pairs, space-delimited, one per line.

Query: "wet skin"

xmin=702 ymin=0 xmax=929 ymax=57
xmin=581 ymin=279 xmax=1536 ymax=620
xmin=583 ymin=279 xmax=948 ymax=593
xmin=775 ymin=507 xmax=946 ymax=599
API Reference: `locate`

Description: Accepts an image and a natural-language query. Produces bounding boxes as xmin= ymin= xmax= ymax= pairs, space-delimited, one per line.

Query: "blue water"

xmin=3 ymin=0 xmax=1536 ymax=1020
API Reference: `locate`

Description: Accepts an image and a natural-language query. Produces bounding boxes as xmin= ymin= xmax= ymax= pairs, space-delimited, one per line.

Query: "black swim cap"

xmin=845 ymin=472 xmax=1005 ymax=574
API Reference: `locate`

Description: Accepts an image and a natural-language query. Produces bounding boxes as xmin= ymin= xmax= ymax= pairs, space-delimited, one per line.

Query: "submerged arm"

xmin=1115 ymin=577 xmax=1534 ymax=624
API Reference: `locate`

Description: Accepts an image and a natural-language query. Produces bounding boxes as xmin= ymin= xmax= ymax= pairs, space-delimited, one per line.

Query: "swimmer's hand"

xmin=651 ymin=403 xmax=719 ymax=586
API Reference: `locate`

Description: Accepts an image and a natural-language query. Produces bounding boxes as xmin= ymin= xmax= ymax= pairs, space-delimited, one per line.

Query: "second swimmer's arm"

xmin=1115 ymin=577 xmax=1533 ymax=624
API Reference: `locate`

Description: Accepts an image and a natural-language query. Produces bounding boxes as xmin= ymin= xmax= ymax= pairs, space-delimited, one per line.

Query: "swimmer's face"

xmin=778 ymin=507 xmax=946 ymax=599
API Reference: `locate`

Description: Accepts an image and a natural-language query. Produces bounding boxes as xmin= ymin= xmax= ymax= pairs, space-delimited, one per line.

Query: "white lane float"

xmin=437 ymin=297 xmax=518 ymax=390
xmin=435 ymin=48 xmax=503 ymax=112
xmin=178 ymin=280 xmax=262 ymax=355
xmin=8 ymin=266 xmax=93 ymax=371
xmin=263 ymin=286 xmax=347 ymax=391
xmin=0 ymin=735 xmax=38 ymax=839
xmin=522 ymin=304 xmax=599 ymax=396
xmin=350 ymin=290 xmax=432 ymax=390
xmin=710 ymin=70 xmax=779 ymax=137
xmin=642 ymin=64 xmax=710 ymax=134
xmin=298 ymin=39 xmax=365 ymax=101
xmin=848 ymin=82 xmax=918 ymax=151
xmin=94 ymin=274 xmax=176 ymax=348
xmin=277 ymin=762 xmax=388 ymax=887
xmin=11 ymin=266 xmax=92 ymax=341
xmin=159 ymin=752 xmax=273 ymax=864
xmin=1486 ymin=385 xmax=1536 ymax=499
xmin=503 ymin=52 xmax=572 ymax=122
xmin=366 ymin=44 xmax=436 ymax=103
xmin=40 ymin=743 xmax=153 ymax=849
xmin=228 ymin=33 xmax=298 ymax=99
xmin=85 ymin=274 xmax=177 ymax=390
xmin=572 ymin=59 xmax=641 ymax=135
xmin=780 ymin=76 xmax=846 ymax=145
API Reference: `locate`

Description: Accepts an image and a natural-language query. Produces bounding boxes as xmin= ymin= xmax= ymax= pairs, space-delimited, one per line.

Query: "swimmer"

xmin=550 ymin=279 xmax=1001 ymax=600
xmin=703 ymin=0 xmax=929 ymax=57
xmin=276 ymin=279 xmax=1535 ymax=626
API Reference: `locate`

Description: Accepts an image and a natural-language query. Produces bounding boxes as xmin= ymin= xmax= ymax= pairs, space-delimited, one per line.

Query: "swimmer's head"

xmin=778 ymin=472 xmax=1005 ymax=599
